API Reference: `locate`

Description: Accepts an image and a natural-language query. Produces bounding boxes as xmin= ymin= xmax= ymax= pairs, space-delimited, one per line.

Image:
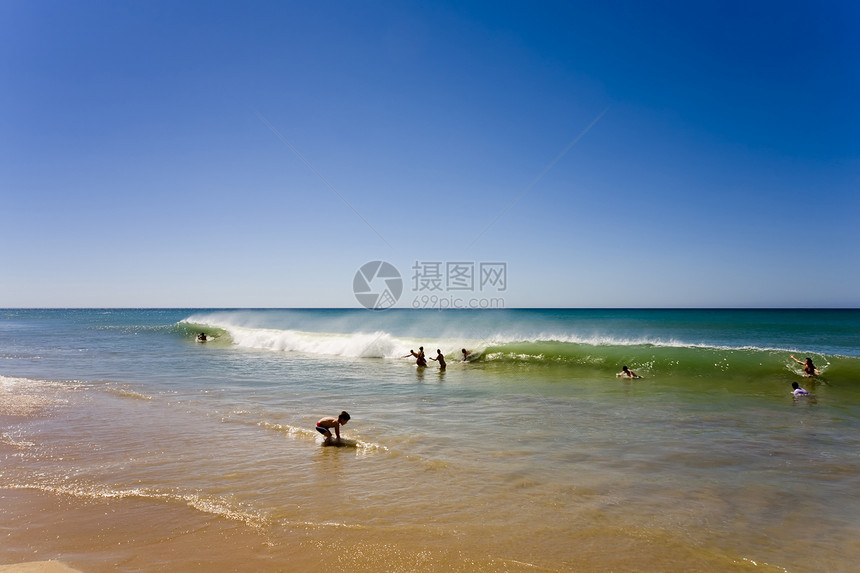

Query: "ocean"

xmin=2 ymin=308 xmax=858 ymax=572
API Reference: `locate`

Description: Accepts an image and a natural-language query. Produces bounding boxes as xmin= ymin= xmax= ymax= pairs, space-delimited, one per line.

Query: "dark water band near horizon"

xmin=2 ymin=308 xmax=858 ymax=572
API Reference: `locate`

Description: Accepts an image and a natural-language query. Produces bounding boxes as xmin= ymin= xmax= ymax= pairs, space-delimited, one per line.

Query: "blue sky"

xmin=2 ymin=0 xmax=858 ymax=308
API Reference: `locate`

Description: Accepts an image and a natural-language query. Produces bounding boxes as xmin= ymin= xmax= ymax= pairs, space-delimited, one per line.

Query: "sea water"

xmin=1 ymin=309 xmax=858 ymax=572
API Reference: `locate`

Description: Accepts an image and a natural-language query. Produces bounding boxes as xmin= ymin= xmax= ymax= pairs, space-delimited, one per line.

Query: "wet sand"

xmin=0 ymin=563 xmax=81 ymax=573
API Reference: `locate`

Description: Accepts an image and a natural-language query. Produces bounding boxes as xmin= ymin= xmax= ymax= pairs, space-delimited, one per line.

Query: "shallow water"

xmin=2 ymin=309 xmax=858 ymax=571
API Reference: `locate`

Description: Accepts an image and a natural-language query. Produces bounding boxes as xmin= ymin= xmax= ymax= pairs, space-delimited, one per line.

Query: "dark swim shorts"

xmin=315 ymin=425 xmax=330 ymax=435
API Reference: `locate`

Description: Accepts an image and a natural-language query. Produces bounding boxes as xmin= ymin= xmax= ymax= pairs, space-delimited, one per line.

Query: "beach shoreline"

xmin=2 ymin=309 xmax=859 ymax=572
xmin=4 ymin=377 xmax=848 ymax=573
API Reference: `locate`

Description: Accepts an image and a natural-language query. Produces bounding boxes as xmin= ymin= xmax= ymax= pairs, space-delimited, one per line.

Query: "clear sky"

xmin=2 ymin=0 xmax=858 ymax=308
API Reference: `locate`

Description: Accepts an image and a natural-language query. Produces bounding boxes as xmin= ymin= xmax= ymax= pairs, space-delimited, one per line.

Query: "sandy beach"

xmin=0 ymin=564 xmax=81 ymax=573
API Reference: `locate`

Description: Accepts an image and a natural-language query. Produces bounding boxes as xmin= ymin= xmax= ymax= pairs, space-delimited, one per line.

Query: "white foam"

xmin=183 ymin=315 xmax=803 ymax=362
xmin=473 ymin=331 xmax=800 ymax=353
xmin=226 ymin=326 xmax=407 ymax=358
xmin=184 ymin=315 xmax=482 ymax=360
xmin=0 ymin=375 xmax=69 ymax=416
xmin=7 ymin=482 xmax=267 ymax=528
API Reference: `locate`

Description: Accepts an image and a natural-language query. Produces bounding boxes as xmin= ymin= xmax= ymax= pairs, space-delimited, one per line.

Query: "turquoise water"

xmin=2 ymin=308 xmax=859 ymax=572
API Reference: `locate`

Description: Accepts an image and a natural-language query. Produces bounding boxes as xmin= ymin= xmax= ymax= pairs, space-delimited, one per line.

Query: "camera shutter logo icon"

xmin=353 ymin=261 xmax=402 ymax=310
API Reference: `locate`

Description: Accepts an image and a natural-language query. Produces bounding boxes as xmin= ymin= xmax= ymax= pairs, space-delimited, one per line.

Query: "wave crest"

xmin=179 ymin=317 xmax=860 ymax=379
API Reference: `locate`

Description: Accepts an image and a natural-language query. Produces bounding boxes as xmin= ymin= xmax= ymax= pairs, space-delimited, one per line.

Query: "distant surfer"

xmin=197 ymin=332 xmax=207 ymax=342
xmin=315 ymin=411 xmax=350 ymax=445
xmin=791 ymin=355 xmax=819 ymax=376
xmin=404 ymin=347 xmax=427 ymax=367
xmin=430 ymin=349 xmax=446 ymax=371
xmin=618 ymin=366 xmax=639 ymax=379
xmin=461 ymin=348 xmax=472 ymax=362
xmin=791 ymin=382 xmax=809 ymax=397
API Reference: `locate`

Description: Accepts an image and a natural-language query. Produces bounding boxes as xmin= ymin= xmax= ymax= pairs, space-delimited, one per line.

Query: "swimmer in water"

xmin=618 ymin=365 xmax=639 ymax=379
xmin=791 ymin=355 xmax=820 ymax=376
xmin=791 ymin=381 xmax=809 ymax=397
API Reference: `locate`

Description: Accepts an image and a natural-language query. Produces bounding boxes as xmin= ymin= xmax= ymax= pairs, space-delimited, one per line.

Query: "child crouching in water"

xmin=315 ymin=411 xmax=350 ymax=444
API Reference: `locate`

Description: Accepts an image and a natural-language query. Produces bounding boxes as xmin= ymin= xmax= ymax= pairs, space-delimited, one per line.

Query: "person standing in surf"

xmin=404 ymin=347 xmax=427 ymax=367
xmin=315 ymin=411 xmax=350 ymax=444
xmin=791 ymin=355 xmax=820 ymax=376
xmin=430 ymin=349 xmax=446 ymax=371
